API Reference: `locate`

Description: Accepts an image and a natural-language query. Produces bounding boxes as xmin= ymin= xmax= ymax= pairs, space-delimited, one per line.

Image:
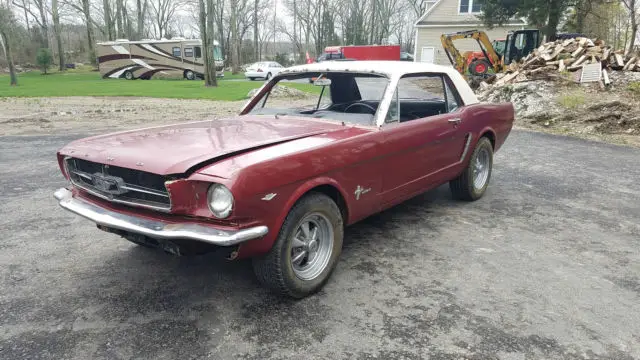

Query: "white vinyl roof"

xmin=281 ymin=60 xmax=478 ymax=105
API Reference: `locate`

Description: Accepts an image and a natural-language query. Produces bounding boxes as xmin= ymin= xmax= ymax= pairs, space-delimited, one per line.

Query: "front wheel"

xmin=252 ymin=192 xmax=344 ymax=298
xmin=185 ymin=70 xmax=196 ymax=80
xmin=265 ymin=72 xmax=272 ymax=80
xmin=450 ymin=136 xmax=494 ymax=201
xmin=124 ymin=70 xmax=134 ymax=80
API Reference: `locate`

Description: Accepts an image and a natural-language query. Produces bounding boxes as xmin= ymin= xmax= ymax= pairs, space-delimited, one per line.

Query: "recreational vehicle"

xmin=96 ymin=38 xmax=224 ymax=80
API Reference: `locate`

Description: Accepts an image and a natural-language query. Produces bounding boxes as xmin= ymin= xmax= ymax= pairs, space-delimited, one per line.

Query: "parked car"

xmin=244 ymin=61 xmax=284 ymax=80
xmin=400 ymin=52 xmax=414 ymax=61
xmin=54 ymin=61 xmax=514 ymax=298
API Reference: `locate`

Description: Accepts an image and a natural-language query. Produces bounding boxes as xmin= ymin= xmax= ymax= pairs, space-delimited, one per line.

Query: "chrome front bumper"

xmin=54 ymin=188 xmax=268 ymax=246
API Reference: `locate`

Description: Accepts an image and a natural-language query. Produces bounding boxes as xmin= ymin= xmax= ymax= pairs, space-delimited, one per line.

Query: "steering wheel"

xmin=344 ymin=102 xmax=376 ymax=115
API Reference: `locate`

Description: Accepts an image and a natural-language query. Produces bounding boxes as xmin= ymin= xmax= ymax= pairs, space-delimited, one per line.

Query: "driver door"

xmin=379 ymin=73 xmax=468 ymax=206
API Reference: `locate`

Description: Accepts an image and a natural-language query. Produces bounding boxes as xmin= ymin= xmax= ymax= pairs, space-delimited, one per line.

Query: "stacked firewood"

xmin=482 ymin=37 xmax=640 ymax=88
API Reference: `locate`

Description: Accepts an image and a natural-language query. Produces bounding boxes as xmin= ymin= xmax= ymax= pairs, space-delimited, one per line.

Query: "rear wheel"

xmin=469 ymin=59 xmax=491 ymax=77
xmin=248 ymin=77 xmax=256 ymax=81
xmin=450 ymin=137 xmax=494 ymax=201
xmin=124 ymin=70 xmax=134 ymax=80
xmin=185 ymin=70 xmax=196 ymax=80
xmin=252 ymin=192 xmax=344 ymax=298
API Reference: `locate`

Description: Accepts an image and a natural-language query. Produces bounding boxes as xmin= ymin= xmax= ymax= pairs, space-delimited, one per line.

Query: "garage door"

xmin=420 ymin=47 xmax=435 ymax=63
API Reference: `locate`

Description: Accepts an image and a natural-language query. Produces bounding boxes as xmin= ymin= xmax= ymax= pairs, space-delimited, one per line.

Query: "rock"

xmin=477 ymin=80 xmax=561 ymax=119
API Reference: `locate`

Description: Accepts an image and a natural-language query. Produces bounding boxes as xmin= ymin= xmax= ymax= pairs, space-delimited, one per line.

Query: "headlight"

xmin=207 ymin=184 xmax=234 ymax=218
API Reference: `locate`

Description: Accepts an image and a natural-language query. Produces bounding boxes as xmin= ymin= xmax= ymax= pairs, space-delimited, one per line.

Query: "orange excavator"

xmin=440 ymin=29 xmax=541 ymax=80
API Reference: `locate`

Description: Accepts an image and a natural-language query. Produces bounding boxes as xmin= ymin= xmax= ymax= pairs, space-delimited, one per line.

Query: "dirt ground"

xmin=2 ymin=90 xmax=640 ymax=148
xmin=0 ymin=96 xmax=315 ymax=136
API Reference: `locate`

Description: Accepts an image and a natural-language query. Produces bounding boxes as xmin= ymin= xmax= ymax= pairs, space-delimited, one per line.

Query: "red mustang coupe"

xmin=54 ymin=61 xmax=514 ymax=298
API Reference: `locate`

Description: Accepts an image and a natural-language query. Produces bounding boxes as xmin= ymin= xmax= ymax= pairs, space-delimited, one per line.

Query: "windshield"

xmin=246 ymin=72 xmax=389 ymax=126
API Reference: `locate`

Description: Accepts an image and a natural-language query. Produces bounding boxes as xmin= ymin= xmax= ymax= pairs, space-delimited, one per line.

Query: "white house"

xmin=413 ymin=0 xmax=526 ymax=65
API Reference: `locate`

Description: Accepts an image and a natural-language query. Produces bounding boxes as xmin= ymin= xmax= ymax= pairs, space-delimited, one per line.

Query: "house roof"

xmin=416 ymin=19 xmax=527 ymax=26
xmin=413 ymin=0 xmax=526 ymax=27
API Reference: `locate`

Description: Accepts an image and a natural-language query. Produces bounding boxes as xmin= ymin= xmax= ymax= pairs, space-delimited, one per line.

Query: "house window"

xmin=460 ymin=0 xmax=483 ymax=13
xmin=172 ymin=47 xmax=181 ymax=57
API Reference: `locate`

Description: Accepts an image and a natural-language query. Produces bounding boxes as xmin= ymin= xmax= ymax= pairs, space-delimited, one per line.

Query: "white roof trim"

xmin=416 ymin=23 xmax=526 ymax=28
xmin=413 ymin=0 xmax=443 ymax=27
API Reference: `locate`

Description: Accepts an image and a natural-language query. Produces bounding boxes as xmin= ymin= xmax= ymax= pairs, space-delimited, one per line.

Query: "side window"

xmin=172 ymin=47 xmax=181 ymax=57
xmin=184 ymin=47 xmax=193 ymax=57
xmin=386 ymin=88 xmax=400 ymax=123
xmin=444 ymin=78 xmax=460 ymax=112
xmin=398 ymin=75 xmax=445 ymax=100
xmin=194 ymin=46 xmax=202 ymax=58
xmin=389 ymin=74 xmax=458 ymax=122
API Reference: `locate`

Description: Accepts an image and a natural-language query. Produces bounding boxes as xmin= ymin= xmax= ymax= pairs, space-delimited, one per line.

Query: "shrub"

xmin=627 ymin=82 xmax=640 ymax=95
xmin=36 ymin=48 xmax=53 ymax=74
xmin=557 ymin=92 xmax=586 ymax=109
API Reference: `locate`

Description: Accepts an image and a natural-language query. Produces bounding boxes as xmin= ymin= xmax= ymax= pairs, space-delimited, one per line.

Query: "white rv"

xmin=96 ymin=38 xmax=225 ymax=80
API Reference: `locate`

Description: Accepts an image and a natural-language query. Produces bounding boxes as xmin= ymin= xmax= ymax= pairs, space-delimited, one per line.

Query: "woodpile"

xmin=485 ymin=37 xmax=640 ymax=88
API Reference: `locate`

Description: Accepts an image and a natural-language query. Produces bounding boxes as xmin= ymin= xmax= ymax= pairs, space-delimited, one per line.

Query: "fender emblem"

xmin=262 ymin=193 xmax=277 ymax=201
xmin=354 ymin=185 xmax=371 ymax=200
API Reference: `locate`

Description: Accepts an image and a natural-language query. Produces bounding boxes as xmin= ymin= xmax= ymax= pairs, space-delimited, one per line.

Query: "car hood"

xmin=58 ymin=116 xmax=348 ymax=175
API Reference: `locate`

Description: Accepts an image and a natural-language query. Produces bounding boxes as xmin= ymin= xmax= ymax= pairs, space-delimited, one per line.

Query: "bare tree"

xmin=103 ymin=0 xmax=115 ymax=40
xmin=12 ymin=0 xmax=49 ymax=48
xmin=0 ymin=2 xmax=18 ymax=85
xmin=253 ymin=0 xmax=258 ymax=61
xmin=230 ymin=0 xmax=239 ymax=72
xmin=52 ymin=0 xmax=65 ymax=70
xmin=622 ymin=0 xmax=639 ymax=54
xmin=199 ymin=0 xmax=217 ymax=85
xmin=136 ymin=0 xmax=149 ymax=39
xmin=81 ymin=0 xmax=96 ymax=64
xmin=149 ymin=0 xmax=183 ymax=38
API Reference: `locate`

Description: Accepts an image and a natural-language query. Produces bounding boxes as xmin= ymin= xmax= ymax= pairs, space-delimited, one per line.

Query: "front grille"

xmin=65 ymin=157 xmax=171 ymax=211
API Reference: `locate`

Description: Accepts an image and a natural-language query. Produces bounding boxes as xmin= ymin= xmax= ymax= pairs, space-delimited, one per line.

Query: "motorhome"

xmin=96 ymin=38 xmax=224 ymax=80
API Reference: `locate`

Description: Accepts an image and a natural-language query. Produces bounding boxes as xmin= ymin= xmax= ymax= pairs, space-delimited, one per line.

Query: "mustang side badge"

xmin=354 ymin=185 xmax=371 ymax=200
xmin=262 ymin=193 xmax=277 ymax=201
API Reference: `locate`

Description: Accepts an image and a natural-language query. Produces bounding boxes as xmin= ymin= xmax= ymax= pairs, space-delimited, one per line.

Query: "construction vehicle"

xmin=440 ymin=29 xmax=542 ymax=80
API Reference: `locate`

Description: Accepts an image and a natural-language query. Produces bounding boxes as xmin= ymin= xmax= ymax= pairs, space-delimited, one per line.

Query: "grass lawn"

xmin=0 ymin=68 xmax=319 ymax=101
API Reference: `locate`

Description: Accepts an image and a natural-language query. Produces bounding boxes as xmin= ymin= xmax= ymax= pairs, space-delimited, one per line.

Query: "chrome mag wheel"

xmin=473 ymin=147 xmax=491 ymax=190
xmin=290 ymin=213 xmax=334 ymax=281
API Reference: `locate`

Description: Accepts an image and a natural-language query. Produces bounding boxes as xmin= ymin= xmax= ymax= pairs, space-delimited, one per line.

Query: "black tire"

xmin=266 ymin=72 xmax=272 ymax=80
xmin=252 ymin=192 xmax=344 ymax=298
xmin=185 ymin=70 xmax=195 ymax=80
xmin=468 ymin=59 xmax=491 ymax=76
xmin=248 ymin=77 xmax=255 ymax=81
xmin=124 ymin=70 xmax=134 ymax=80
xmin=450 ymin=137 xmax=494 ymax=201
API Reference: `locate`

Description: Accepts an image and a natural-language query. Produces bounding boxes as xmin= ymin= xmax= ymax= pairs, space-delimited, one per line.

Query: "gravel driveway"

xmin=1 ymin=98 xmax=639 ymax=359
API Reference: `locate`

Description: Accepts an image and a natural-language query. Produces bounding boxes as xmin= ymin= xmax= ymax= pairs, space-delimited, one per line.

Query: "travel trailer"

xmin=96 ymin=38 xmax=225 ymax=80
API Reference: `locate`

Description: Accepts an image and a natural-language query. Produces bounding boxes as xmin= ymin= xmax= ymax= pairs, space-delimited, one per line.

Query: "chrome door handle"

xmin=448 ymin=118 xmax=462 ymax=125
